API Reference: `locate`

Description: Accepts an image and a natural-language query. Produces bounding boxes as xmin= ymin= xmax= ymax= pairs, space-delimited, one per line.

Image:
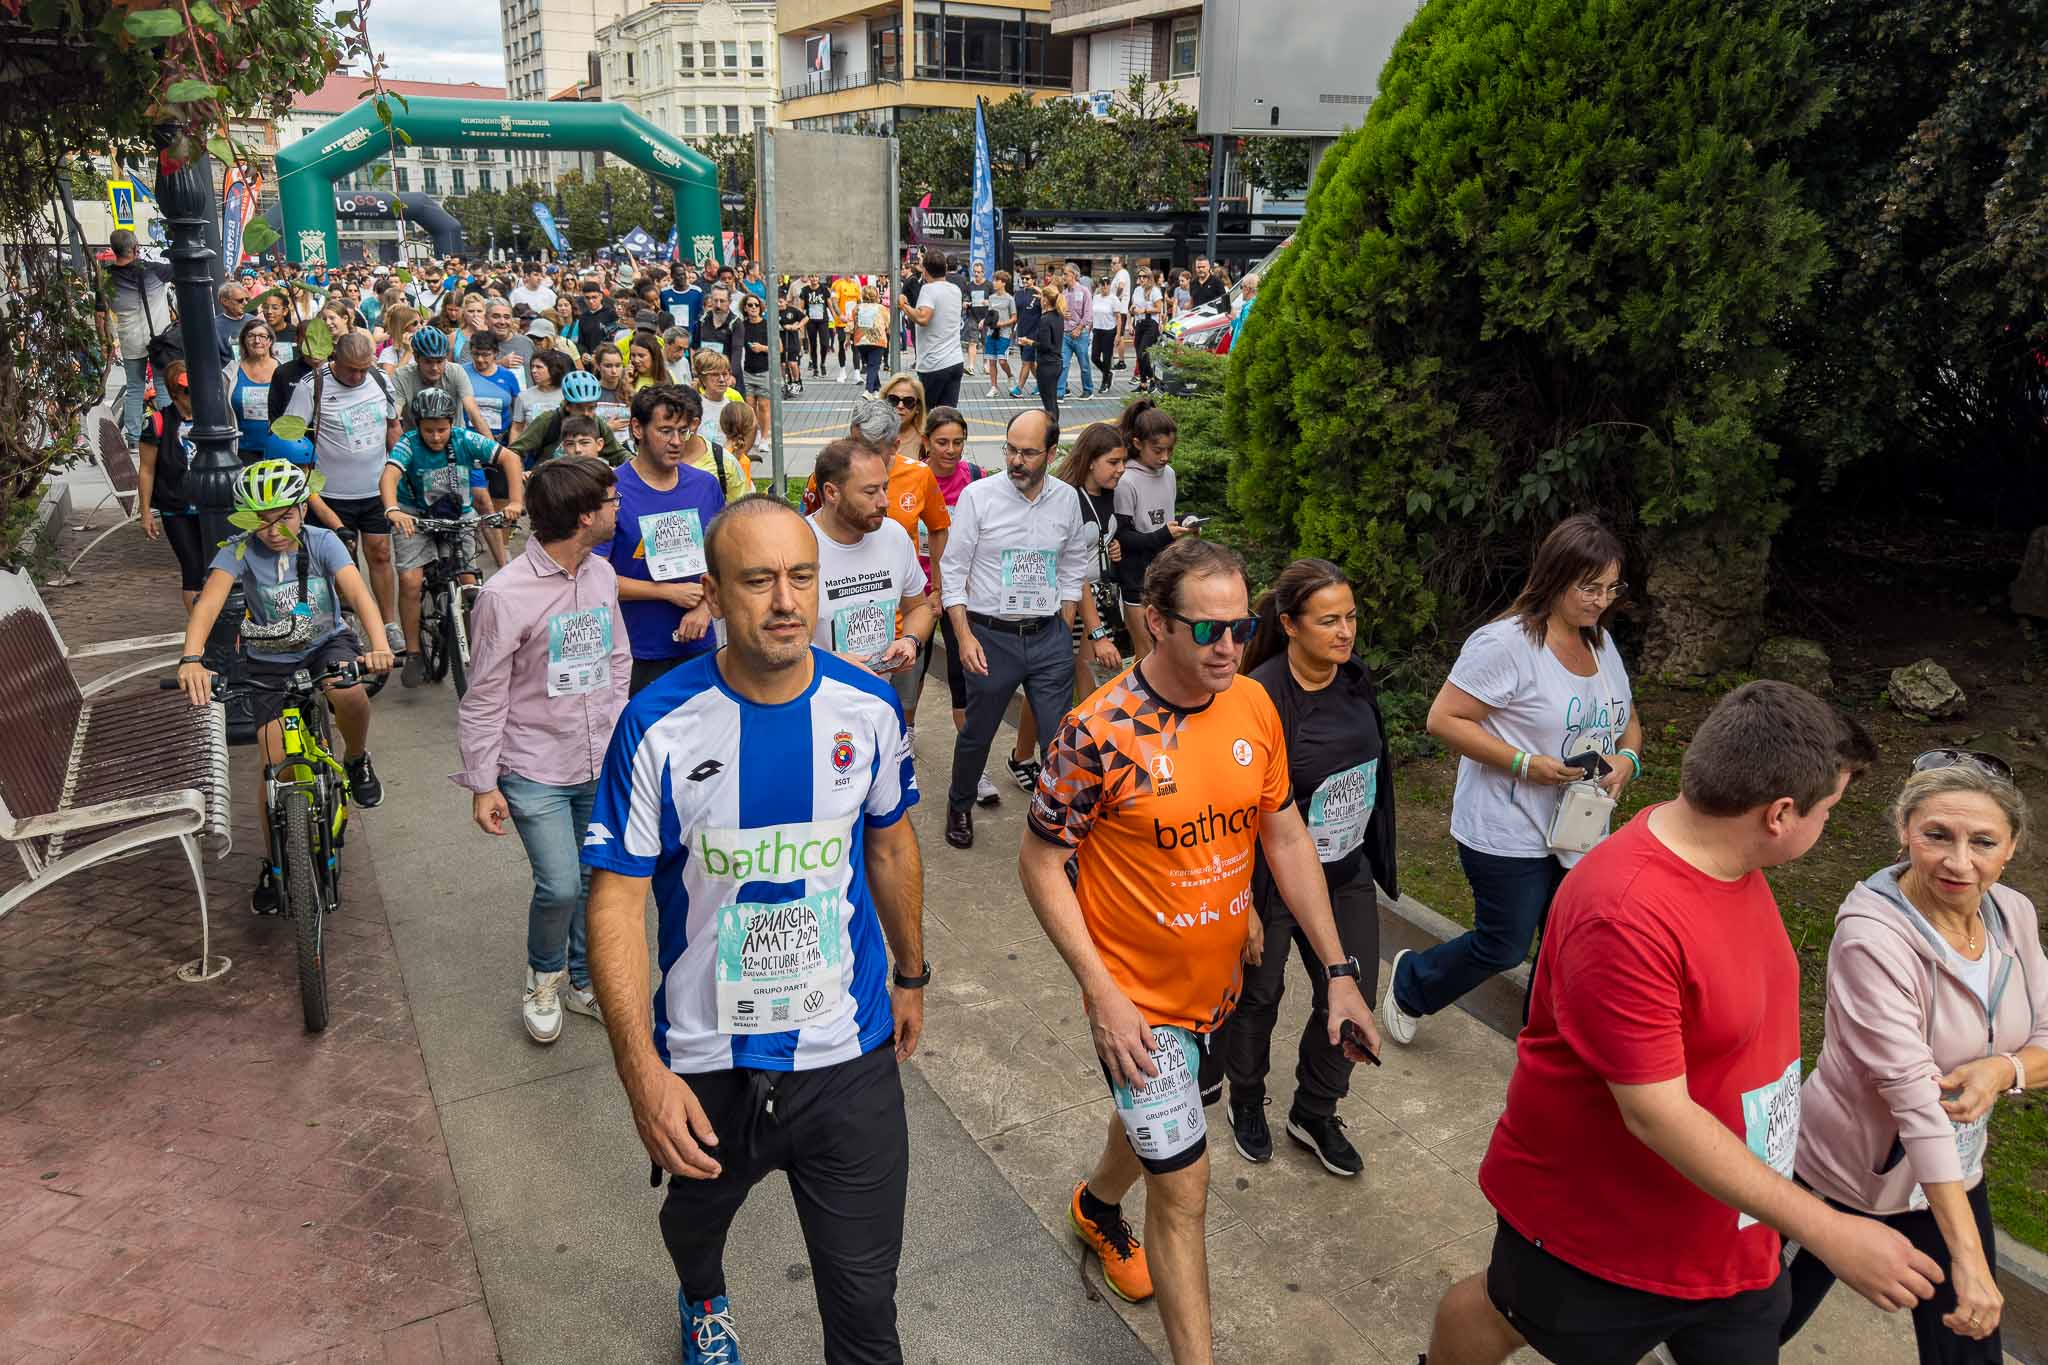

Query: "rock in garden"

xmin=1889 ymin=659 xmax=1967 ymax=720
xmin=1751 ymin=637 xmax=1832 ymax=694
xmin=2012 ymin=526 xmax=2048 ymax=619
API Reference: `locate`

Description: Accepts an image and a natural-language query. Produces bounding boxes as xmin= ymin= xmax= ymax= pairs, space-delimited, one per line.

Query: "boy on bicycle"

xmin=176 ymin=459 xmax=396 ymax=914
xmin=380 ymin=388 xmax=526 ymax=688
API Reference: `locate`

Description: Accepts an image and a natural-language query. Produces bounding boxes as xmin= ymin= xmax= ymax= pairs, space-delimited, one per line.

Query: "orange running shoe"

xmin=1069 ymin=1182 xmax=1153 ymax=1302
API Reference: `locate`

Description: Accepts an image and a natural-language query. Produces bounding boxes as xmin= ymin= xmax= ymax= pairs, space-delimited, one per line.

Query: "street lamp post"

xmin=601 ymin=177 xmax=614 ymax=252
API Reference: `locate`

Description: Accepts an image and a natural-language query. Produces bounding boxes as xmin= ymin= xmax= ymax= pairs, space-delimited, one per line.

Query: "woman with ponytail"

xmin=1219 ymin=558 xmax=1400 ymax=1179
xmin=1111 ymin=396 xmax=1185 ymax=661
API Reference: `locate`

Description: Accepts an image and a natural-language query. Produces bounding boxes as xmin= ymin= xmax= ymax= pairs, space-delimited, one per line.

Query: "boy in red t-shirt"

xmin=1427 ymin=681 xmax=1944 ymax=1365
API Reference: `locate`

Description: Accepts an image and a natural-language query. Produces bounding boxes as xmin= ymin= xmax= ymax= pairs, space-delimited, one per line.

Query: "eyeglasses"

xmin=885 ymin=394 xmax=919 ymax=409
xmin=1160 ymin=609 xmax=1259 ymax=647
xmin=601 ymin=493 xmax=623 ymax=506
xmin=1574 ymin=580 xmax=1627 ymax=603
xmin=1912 ymin=749 xmax=2014 ymax=783
xmin=1002 ymin=441 xmax=1046 ymax=460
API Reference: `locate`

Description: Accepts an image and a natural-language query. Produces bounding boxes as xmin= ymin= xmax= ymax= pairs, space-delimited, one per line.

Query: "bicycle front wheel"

xmin=283 ymin=797 xmax=330 ymax=1032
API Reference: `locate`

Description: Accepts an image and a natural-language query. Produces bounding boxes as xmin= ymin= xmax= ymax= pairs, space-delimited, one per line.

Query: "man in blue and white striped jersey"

xmin=583 ymin=493 xmax=928 ymax=1365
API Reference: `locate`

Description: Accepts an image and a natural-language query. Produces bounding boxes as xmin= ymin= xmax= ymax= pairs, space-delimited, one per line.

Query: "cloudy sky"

xmin=369 ymin=0 xmax=509 ymax=87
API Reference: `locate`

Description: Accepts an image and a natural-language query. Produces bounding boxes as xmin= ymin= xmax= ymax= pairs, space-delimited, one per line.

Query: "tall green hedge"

xmin=1227 ymin=0 xmax=1828 ymax=667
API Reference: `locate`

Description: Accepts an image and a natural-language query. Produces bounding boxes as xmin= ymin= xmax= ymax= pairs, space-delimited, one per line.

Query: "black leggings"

xmin=1133 ymin=318 xmax=1160 ymax=384
xmin=658 ymin=1046 xmax=908 ymax=1365
xmin=1782 ymin=1181 xmax=2002 ymax=1364
xmin=159 ymin=510 xmax=207 ymax=591
xmin=1092 ymin=327 xmax=1116 ymax=390
xmin=1036 ymin=362 xmax=1061 ymax=423
xmin=806 ymin=320 xmax=828 ymax=369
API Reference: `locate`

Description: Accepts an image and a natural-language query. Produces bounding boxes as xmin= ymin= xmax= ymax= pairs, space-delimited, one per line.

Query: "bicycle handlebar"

xmin=162 ymin=657 xmax=364 ymax=703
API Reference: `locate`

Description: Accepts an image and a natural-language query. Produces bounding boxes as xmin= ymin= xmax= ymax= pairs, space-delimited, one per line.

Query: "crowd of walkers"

xmin=120 ymin=236 xmax=2047 ymax=1365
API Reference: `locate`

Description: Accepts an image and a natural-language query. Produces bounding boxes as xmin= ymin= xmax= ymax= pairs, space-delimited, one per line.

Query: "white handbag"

xmin=1547 ymin=779 xmax=1616 ymax=854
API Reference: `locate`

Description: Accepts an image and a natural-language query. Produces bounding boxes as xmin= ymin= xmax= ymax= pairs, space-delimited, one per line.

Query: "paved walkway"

xmin=2 ymin=440 xmax=1996 ymax=1363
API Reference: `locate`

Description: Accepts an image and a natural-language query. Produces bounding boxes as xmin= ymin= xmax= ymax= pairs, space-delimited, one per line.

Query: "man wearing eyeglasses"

xmin=1018 ymin=535 xmax=1377 ymax=1363
xmin=937 ymin=408 xmax=1096 ymax=849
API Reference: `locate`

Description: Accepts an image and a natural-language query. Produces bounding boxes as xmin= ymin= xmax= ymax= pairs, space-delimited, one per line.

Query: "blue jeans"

xmin=119 ymin=355 xmax=152 ymax=444
xmin=499 ymin=772 xmax=598 ymax=987
xmin=1057 ymin=331 xmax=1091 ymax=397
xmin=1393 ymin=843 xmax=1567 ymax=1018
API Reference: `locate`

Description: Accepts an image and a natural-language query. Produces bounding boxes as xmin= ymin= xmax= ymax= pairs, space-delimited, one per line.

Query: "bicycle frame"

xmin=266 ymin=694 xmax=349 ymax=847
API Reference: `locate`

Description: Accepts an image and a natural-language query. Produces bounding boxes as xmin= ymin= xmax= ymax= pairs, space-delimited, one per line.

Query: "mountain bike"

xmin=172 ymin=647 xmax=359 ymax=1031
xmin=411 ymin=512 xmax=504 ymax=699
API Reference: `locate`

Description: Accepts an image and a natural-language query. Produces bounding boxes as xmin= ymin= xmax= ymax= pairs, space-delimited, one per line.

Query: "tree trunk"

xmin=1641 ymin=520 xmax=1772 ymax=681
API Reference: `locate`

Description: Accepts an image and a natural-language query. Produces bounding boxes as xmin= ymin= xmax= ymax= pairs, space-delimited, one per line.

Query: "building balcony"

xmin=779 ymin=63 xmax=900 ymax=102
xmin=1050 ymin=0 xmax=1197 ymax=36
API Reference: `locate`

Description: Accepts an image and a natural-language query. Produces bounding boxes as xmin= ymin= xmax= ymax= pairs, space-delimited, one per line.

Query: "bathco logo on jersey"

xmin=1153 ymin=802 xmax=1260 ymax=850
xmin=694 ymin=818 xmax=854 ymax=881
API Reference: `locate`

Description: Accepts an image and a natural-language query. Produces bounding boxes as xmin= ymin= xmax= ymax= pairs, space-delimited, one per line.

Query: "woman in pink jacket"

xmin=1786 ymin=753 xmax=2048 ymax=1361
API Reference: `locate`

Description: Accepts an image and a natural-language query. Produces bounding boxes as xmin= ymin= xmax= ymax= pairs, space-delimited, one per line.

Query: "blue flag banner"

xmin=617 ymin=226 xmax=659 ymax=258
xmin=665 ymin=226 xmax=680 ymax=262
xmin=531 ymin=201 xmax=567 ymax=254
xmin=970 ymin=98 xmax=995 ymax=279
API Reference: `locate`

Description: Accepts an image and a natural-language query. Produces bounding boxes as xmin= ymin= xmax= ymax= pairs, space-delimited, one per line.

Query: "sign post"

xmin=886 ymin=141 xmax=901 ymax=378
xmin=758 ymin=131 xmax=784 ymax=497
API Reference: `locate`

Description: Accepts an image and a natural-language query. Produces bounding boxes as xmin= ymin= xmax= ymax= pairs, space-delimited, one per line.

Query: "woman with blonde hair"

xmin=852 ymin=283 xmax=890 ymax=394
xmin=876 ymin=370 xmax=927 ymax=460
xmin=1785 ymin=754 xmax=2048 ymax=1361
xmin=376 ymin=304 xmax=419 ymax=372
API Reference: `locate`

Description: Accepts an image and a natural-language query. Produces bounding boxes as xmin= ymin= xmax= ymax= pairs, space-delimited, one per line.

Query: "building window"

xmin=678 ymin=42 xmax=694 ymax=76
xmin=913 ymin=13 xmax=1067 ymax=86
xmin=682 ymin=106 xmax=698 ymax=136
xmin=625 ymin=51 xmax=635 ymax=82
xmin=424 ymin=168 xmax=437 ymax=194
xmin=725 ymin=105 xmax=741 ymax=134
xmin=871 ymin=22 xmax=901 ymax=80
xmin=396 ymin=168 xmax=410 ymax=193
xmin=722 ymin=40 xmax=737 ymax=70
xmin=749 ymin=40 xmax=765 ymax=72
xmin=447 ymin=146 xmax=463 ymax=161
xmin=480 ymin=169 xmax=493 ymax=191
xmin=452 ymin=169 xmax=465 ymax=195
xmin=1169 ymin=15 xmax=1198 ymax=77
xmin=751 ymin=104 xmax=768 ymax=130
xmin=704 ymin=104 xmax=719 ymax=133
xmin=701 ymin=41 xmax=716 ymax=73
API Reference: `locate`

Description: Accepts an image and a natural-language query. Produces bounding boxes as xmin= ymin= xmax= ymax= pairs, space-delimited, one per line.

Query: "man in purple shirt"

xmin=1058 ymin=261 xmax=1094 ymax=401
xmin=455 ymin=456 xmax=634 ymax=1044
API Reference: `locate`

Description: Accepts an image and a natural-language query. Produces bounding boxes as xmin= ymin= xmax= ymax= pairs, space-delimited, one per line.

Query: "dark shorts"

xmin=1097 ymin=1025 xmax=1223 ymax=1176
xmin=483 ymin=463 xmax=509 ymax=501
xmin=322 ymin=494 xmax=390 ymax=538
xmin=1485 ymin=1217 xmax=1790 ymax=1365
xmin=246 ymin=632 xmax=363 ymax=729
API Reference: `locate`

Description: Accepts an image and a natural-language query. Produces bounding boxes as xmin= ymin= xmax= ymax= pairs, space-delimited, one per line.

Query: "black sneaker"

xmin=1229 ymin=1094 xmax=1272 ymax=1163
xmin=250 ymin=867 xmax=284 ymax=916
xmin=1006 ymin=756 xmax=1040 ymax=792
xmin=1285 ymin=1110 xmax=1362 ymax=1177
xmin=346 ymin=753 xmax=384 ymax=809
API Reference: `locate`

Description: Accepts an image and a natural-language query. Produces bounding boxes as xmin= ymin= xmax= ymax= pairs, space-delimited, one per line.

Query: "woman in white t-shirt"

xmin=1128 ymin=267 xmax=1164 ymax=394
xmin=1089 ymin=277 xmax=1125 ymax=394
xmin=1382 ymin=515 xmax=1645 ymax=1047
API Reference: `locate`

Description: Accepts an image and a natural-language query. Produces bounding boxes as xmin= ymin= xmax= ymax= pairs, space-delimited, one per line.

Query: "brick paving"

xmin=0 ymin=512 xmax=498 ymax=1363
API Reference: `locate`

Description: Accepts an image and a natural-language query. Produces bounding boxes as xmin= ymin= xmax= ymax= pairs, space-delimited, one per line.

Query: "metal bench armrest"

xmin=4 ymin=788 xmax=206 ymax=843
xmin=79 ymin=653 xmax=187 ymax=698
xmin=69 ymin=631 xmax=187 ymax=661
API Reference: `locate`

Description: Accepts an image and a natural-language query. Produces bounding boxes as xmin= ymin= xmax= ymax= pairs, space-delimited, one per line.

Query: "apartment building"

xmin=595 ymin=0 xmax=782 ymax=143
xmin=500 ymin=0 xmax=631 ymax=183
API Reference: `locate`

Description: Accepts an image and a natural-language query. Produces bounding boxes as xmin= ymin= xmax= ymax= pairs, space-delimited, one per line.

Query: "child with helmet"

xmin=174 ymin=459 xmax=397 ymax=914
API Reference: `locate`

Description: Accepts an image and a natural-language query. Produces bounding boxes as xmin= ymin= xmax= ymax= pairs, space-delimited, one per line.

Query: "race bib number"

xmin=700 ymin=339 xmax=726 ymax=357
xmin=669 ymin=303 xmax=690 ymax=327
xmin=239 ymin=386 xmax=269 ymax=422
xmin=274 ymin=340 xmax=295 ymax=364
xmin=1907 ymin=1114 xmax=1989 ymax=1212
xmin=999 ymin=547 xmax=1057 ymax=616
xmin=639 ymin=509 xmax=706 ymax=581
xmin=1307 ymin=759 xmax=1378 ymax=863
xmin=595 ymin=401 xmax=631 ymax=430
xmin=715 ymin=890 xmax=848 ymax=1034
xmin=546 ymin=607 xmax=612 ymax=698
xmin=1110 ymin=1026 xmax=1208 ymax=1164
xmin=808 ymin=300 xmax=825 ymax=320
xmin=832 ymin=595 xmax=897 ymax=665
xmin=474 ymin=392 xmax=504 ymax=430
xmin=1738 ymin=1059 xmax=1803 ymax=1229
xmin=341 ymin=399 xmax=386 ymax=457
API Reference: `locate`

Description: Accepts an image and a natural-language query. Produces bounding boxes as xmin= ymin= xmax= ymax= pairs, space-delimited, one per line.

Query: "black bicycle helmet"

xmin=410 ymin=387 xmax=459 ymax=423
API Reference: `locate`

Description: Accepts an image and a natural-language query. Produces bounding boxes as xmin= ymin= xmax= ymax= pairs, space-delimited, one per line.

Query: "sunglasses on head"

xmin=1911 ymin=749 xmax=2015 ymax=783
xmin=1160 ymin=609 xmax=1258 ymax=647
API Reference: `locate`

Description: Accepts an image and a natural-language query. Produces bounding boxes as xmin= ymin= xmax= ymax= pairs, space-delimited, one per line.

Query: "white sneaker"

xmin=985 ymin=386 xmax=998 ymax=399
xmin=384 ymin=621 xmax=406 ymax=654
xmin=1380 ymin=949 xmax=1420 ymax=1046
xmin=563 ymin=982 xmax=603 ymax=1023
xmin=523 ymin=967 xmax=565 ymax=1043
xmin=975 ymin=773 xmax=1001 ymax=807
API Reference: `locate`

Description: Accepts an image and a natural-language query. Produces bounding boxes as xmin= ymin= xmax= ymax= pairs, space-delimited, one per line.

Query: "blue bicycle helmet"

xmin=264 ymin=430 xmax=316 ymax=466
xmin=562 ymin=370 xmax=602 ymax=404
xmin=411 ymin=326 xmax=449 ymax=359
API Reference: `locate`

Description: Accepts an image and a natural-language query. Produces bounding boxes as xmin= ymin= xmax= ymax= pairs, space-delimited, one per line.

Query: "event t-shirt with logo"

xmin=208 ymin=525 xmax=355 ymax=664
xmin=282 ymin=367 xmax=399 ymax=500
xmin=913 ymin=278 xmax=964 ymax=372
xmin=807 ymin=514 xmax=926 ymax=667
xmin=604 ymin=458 xmax=726 ymax=662
xmin=385 ymin=426 xmax=501 ymax=514
xmin=1479 ymin=808 xmax=1802 ymax=1299
xmin=1446 ymin=616 xmax=1632 ymax=865
xmin=580 ymin=650 xmax=916 ymax=1074
xmin=464 ymin=362 xmax=523 ymax=441
xmin=1029 ymin=665 xmax=1291 ymax=1034
xmin=1247 ymin=654 xmax=1384 ymax=889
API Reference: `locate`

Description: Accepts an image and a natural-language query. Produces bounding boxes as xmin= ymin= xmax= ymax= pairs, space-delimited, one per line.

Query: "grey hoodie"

xmin=1794 ymin=867 xmax=2048 ymax=1215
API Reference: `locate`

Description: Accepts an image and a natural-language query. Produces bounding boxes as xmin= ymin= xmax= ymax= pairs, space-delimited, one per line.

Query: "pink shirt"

xmin=919 ymin=459 xmax=985 ymax=577
xmin=453 ymin=538 xmax=633 ymax=792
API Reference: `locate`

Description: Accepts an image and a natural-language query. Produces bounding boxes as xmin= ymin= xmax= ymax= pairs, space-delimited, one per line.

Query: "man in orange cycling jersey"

xmin=1021 ymin=537 xmax=1379 ymax=1365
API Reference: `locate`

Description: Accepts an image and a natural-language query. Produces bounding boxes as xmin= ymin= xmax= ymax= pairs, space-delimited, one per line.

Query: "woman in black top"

xmin=737 ymin=292 xmax=772 ymax=436
xmin=1030 ymin=282 xmax=1064 ymax=424
xmin=1219 ymin=557 xmax=1399 ymax=1180
xmin=134 ymin=360 xmax=208 ymax=611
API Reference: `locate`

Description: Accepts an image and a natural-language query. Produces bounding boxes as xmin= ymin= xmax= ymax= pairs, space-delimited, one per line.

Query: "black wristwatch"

xmin=1324 ymin=956 xmax=1363 ymax=983
xmin=892 ymin=961 xmax=931 ymax=990
xmin=1088 ymin=626 xmax=1115 ymax=641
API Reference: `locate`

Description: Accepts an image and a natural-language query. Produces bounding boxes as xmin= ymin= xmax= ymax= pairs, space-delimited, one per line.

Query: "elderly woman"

xmin=1785 ymin=754 xmax=2048 ymax=1361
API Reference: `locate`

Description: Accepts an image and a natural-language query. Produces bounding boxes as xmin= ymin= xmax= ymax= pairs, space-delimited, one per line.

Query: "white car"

xmin=1163 ymin=233 xmax=1294 ymax=351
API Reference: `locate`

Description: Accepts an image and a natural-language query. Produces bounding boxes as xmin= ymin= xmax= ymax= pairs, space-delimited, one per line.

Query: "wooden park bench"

xmin=0 ymin=568 xmax=232 ymax=982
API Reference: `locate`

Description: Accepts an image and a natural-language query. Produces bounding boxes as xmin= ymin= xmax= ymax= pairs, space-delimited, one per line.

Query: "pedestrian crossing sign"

xmin=106 ymin=180 xmax=137 ymax=231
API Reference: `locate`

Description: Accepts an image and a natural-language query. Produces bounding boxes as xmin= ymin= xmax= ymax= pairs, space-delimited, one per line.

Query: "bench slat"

xmin=0 ymin=610 xmax=85 ymax=826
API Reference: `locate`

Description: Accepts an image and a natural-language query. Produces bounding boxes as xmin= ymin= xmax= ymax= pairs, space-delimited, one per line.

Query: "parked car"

xmin=1162 ymin=233 xmax=1294 ymax=352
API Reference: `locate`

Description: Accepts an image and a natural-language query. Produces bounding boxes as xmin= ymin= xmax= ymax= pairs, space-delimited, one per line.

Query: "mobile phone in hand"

xmin=1341 ymin=1019 xmax=1381 ymax=1067
xmin=1565 ymin=751 xmax=1613 ymax=779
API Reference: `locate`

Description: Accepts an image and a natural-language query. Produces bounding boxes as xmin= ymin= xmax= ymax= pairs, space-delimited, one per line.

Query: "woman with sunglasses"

xmin=878 ymin=372 xmax=927 ymax=460
xmin=737 ymin=291 xmax=774 ymax=438
xmin=1382 ymin=514 xmax=1642 ymax=1048
xmin=227 ymin=318 xmax=279 ymax=463
xmin=1783 ymin=752 xmax=2047 ymax=1362
xmin=1218 ymin=558 xmax=1400 ymax=1178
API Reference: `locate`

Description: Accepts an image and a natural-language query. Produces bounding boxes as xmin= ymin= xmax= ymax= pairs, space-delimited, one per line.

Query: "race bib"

xmin=669 ymin=304 xmax=690 ymax=327
xmin=639 ymin=508 xmax=706 ymax=581
xmin=1907 ymin=1114 xmax=1989 ymax=1211
xmin=595 ymin=401 xmax=631 ymax=431
xmin=1307 ymin=759 xmax=1378 ymax=863
xmin=342 ymin=399 xmax=385 ymax=457
xmin=1110 ymin=1026 xmax=1208 ymax=1164
xmin=999 ymin=547 xmax=1057 ymax=616
xmin=808 ymin=301 xmax=825 ymax=320
xmin=239 ymin=386 xmax=269 ymax=422
xmin=474 ymin=392 xmax=504 ymax=430
xmin=274 ymin=340 xmax=295 ymax=364
xmin=832 ymin=595 xmax=897 ymax=665
xmin=1738 ymin=1059 xmax=1803 ymax=1229
xmin=714 ymin=890 xmax=848 ymax=1034
xmin=700 ymin=339 xmax=725 ymax=357
xmin=546 ymin=607 xmax=613 ymax=698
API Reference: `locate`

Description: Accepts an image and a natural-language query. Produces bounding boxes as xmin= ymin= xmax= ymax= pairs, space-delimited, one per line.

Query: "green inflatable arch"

xmin=274 ymin=96 xmax=721 ymax=268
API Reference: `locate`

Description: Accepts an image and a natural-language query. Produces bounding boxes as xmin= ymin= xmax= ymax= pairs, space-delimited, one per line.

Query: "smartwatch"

xmin=1088 ymin=626 xmax=1115 ymax=641
xmin=1324 ymin=956 xmax=1363 ymax=983
xmin=892 ymin=961 xmax=931 ymax=990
